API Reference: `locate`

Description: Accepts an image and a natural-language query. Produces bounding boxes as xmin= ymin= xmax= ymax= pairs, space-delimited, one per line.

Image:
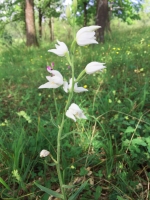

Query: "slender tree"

xmin=96 ymin=0 xmax=109 ymax=43
xmin=35 ymin=0 xmax=61 ymax=41
xmin=25 ymin=0 xmax=38 ymax=46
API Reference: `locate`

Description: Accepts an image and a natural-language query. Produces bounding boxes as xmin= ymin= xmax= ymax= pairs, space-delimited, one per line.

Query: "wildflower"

xmin=48 ymin=40 xmax=69 ymax=56
xmin=84 ymin=85 xmax=87 ymax=89
xmin=51 ymin=62 xmax=54 ymax=67
xmin=40 ymin=150 xmax=50 ymax=158
xmin=108 ymin=99 xmax=112 ymax=103
xmin=39 ymin=69 xmax=64 ymax=89
xmin=76 ymin=25 xmax=101 ymax=46
xmin=63 ymin=78 xmax=88 ymax=93
xmin=117 ymin=100 xmax=121 ymax=104
xmin=17 ymin=111 xmax=32 ymax=123
xmin=47 ymin=66 xmax=52 ymax=71
xmin=72 ymin=0 xmax=77 ymax=13
xmin=85 ymin=62 xmax=106 ymax=74
xmin=66 ymin=103 xmax=87 ymax=122
xmin=66 ymin=4 xmax=71 ymax=18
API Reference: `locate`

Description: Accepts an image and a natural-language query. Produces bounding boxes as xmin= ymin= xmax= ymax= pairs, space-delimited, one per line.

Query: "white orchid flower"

xmin=40 ymin=150 xmax=50 ymax=158
xmin=48 ymin=40 xmax=69 ymax=56
xmin=85 ymin=62 xmax=106 ymax=74
xmin=66 ymin=103 xmax=87 ymax=122
xmin=63 ymin=78 xmax=88 ymax=93
xmin=76 ymin=25 xmax=101 ymax=46
xmin=39 ymin=69 xmax=64 ymax=89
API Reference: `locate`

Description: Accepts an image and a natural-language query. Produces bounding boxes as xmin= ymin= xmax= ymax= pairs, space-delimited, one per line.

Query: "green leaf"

xmin=94 ymin=185 xmax=102 ymax=199
xmin=79 ymin=167 xmax=88 ymax=176
xmin=0 ymin=177 xmax=11 ymax=190
xmin=125 ymin=126 xmax=135 ymax=133
xmin=62 ymin=184 xmax=75 ymax=189
xmin=34 ymin=182 xmax=64 ymax=199
xmin=132 ymin=138 xmax=147 ymax=146
xmin=68 ymin=180 xmax=88 ymax=200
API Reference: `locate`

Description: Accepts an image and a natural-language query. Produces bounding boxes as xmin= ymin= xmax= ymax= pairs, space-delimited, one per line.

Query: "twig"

xmin=143 ymin=167 xmax=150 ymax=200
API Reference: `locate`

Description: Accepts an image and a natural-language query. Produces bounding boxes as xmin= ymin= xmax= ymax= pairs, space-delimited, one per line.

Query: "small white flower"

xmin=40 ymin=150 xmax=50 ymax=158
xmin=85 ymin=62 xmax=106 ymax=74
xmin=48 ymin=40 xmax=69 ymax=56
xmin=76 ymin=25 xmax=101 ymax=46
xmin=66 ymin=103 xmax=87 ymax=122
xmin=63 ymin=78 xmax=88 ymax=93
xmin=39 ymin=69 xmax=64 ymax=89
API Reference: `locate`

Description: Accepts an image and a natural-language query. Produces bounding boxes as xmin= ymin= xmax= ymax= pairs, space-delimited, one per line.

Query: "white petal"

xmin=48 ymin=41 xmax=69 ymax=57
xmin=48 ymin=49 xmax=64 ymax=56
xmin=78 ymin=32 xmax=95 ymax=40
xmin=77 ymin=39 xmax=98 ymax=46
xmin=74 ymin=87 xmax=88 ymax=93
xmin=66 ymin=110 xmax=76 ymax=121
xmin=48 ymin=70 xmax=63 ymax=80
xmin=39 ymin=82 xmax=54 ymax=89
xmin=76 ymin=26 xmax=101 ymax=38
xmin=40 ymin=150 xmax=50 ymax=157
xmin=85 ymin=62 xmax=106 ymax=74
xmin=78 ymin=112 xmax=87 ymax=119
xmin=76 ymin=25 xmax=101 ymax=46
xmin=69 ymin=103 xmax=81 ymax=115
xmin=57 ymin=40 xmax=68 ymax=52
xmin=63 ymin=81 xmax=69 ymax=93
xmin=50 ymin=76 xmax=64 ymax=86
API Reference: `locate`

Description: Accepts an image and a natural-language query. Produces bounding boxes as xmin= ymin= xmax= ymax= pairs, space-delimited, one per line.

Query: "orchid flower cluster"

xmin=39 ymin=25 xmax=106 ymax=123
xmin=38 ymin=5 xmax=106 ymax=197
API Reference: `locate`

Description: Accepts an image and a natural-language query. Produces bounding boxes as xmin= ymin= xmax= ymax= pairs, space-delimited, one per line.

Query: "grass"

xmin=0 ymin=22 xmax=150 ymax=200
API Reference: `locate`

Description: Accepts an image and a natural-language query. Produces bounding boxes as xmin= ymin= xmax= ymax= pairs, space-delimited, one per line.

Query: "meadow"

xmin=0 ymin=20 xmax=150 ymax=200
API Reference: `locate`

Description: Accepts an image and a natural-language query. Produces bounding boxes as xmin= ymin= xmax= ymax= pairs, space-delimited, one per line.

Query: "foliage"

xmin=0 ymin=19 xmax=150 ymax=199
xmin=75 ymin=0 xmax=143 ymax=26
xmin=112 ymin=0 xmax=142 ymax=24
xmin=35 ymin=0 xmax=62 ymax=18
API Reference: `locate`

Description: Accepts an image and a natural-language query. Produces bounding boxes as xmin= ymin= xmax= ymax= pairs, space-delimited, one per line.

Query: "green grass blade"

xmin=34 ymin=182 xmax=64 ymax=199
xmin=68 ymin=180 xmax=88 ymax=200
xmin=0 ymin=177 xmax=11 ymax=190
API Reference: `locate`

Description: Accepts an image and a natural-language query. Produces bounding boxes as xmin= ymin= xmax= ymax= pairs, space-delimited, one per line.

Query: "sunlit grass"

xmin=0 ymin=24 xmax=150 ymax=199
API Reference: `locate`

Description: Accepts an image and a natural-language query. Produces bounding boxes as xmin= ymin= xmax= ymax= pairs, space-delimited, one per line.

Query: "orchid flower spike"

xmin=85 ymin=62 xmax=106 ymax=74
xmin=76 ymin=25 xmax=101 ymax=46
xmin=63 ymin=78 xmax=88 ymax=93
xmin=48 ymin=40 xmax=69 ymax=56
xmin=66 ymin=103 xmax=87 ymax=122
xmin=40 ymin=150 xmax=50 ymax=158
xmin=39 ymin=68 xmax=64 ymax=89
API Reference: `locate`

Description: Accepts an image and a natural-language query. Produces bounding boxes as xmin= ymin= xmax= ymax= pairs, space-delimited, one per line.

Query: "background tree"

xmin=75 ymin=0 xmax=142 ymax=42
xmin=95 ymin=0 xmax=142 ymax=42
xmin=35 ymin=0 xmax=61 ymax=41
xmin=25 ymin=0 xmax=38 ymax=46
xmin=76 ymin=0 xmax=96 ymax=26
xmin=96 ymin=0 xmax=109 ymax=43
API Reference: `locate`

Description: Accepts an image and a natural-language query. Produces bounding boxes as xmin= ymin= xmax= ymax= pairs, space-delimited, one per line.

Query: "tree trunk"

xmin=49 ymin=17 xmax=54 ymax=41
xmin=25 ymin=0 xmax=38 ymax=46
xmin=96 ymin=0 xmax=109 ymax=43
xmin=38 ymin=7 xmax=42 ymax=38
xmin=83 ymin=1 xmax=87 ymax=26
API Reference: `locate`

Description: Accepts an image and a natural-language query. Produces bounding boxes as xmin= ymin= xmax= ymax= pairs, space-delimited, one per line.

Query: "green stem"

xmin=53 ymin=89 xmax=59 ymax=115
xmin=56 ymin=53 xmax=75 ymax=200
xmin=56 ymin=114 xmax=66 ymax=199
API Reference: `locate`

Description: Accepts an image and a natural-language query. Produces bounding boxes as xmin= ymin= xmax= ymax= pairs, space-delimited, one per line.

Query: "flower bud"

xmin=40 ymin=150 xmax=50 ymax=158
xmin=66 ymin=4 xmax=71 ymax=18
xmin=72 ymin=0 xmax=77 ymax=13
